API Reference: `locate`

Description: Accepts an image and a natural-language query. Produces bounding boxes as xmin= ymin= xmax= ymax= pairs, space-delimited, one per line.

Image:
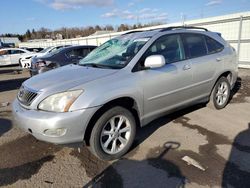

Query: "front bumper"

xmin=12 ymin=99 xmax=99 ymax=144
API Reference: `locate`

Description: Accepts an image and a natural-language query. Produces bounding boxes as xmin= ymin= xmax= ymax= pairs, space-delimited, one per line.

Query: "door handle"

xmin=216 ymin=58 xmax=222 ymax=62
xmin=183 ymin=64 xmax=191 ymax=70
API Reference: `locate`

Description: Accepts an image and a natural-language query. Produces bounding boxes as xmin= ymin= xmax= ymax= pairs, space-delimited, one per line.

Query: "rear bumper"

xmin=12 ymin=99 xmax=99 ymax=144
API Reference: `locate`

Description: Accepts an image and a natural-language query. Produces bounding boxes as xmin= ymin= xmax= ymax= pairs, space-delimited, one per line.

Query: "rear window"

xmin=205 ymin=36 xmax=224 ymax=54
xmin=183 ymin=34 xmax=207 ymax=58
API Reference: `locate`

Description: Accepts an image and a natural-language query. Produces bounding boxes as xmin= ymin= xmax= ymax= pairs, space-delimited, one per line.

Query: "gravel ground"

xmin=0 ymin=65 xmax=249 ymax=188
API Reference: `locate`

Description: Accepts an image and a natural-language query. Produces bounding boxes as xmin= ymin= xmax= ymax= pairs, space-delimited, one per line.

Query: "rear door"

xmin=138 ymin=34 xmax=193 ymax=119
xmin=181 ymin=33 xmax=223 ymax=98
xmin=0 ymin=50 xmax=11 ymax=66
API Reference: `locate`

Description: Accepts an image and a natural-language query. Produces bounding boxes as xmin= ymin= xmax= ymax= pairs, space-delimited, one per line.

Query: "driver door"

xmin=138 ymin=34 xmax=193 ymax=121
xmin=0 ymin=50 xmax=11 ymax=65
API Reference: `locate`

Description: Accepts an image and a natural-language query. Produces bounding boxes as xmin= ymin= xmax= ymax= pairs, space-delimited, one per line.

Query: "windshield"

xmin=42 ymin=47 xmax=65 ymax=58
xmin=79 ymin=35 xmax=150 ymax=69
xmin=40 ymin=47 xmax=53 ymax=53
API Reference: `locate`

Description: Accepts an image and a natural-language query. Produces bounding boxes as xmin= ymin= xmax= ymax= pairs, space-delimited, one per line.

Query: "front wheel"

xmin=89 ymin=106 xmax=136 ymax=160
xmin=209 ymin=77 xmax=231 ymax=109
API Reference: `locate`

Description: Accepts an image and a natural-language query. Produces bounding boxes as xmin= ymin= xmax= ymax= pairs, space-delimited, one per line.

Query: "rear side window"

xmin=205 ymin=36 xmax=224 ymax=54
xmin=182 ymin=34 xmax=207 ymax=58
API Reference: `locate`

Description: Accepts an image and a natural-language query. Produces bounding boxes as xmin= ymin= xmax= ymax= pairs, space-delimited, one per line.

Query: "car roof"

xmin=60 ymin=45 xmax=97 ymax=51
xmin=0 ymin=48 xmax=29 ymax=51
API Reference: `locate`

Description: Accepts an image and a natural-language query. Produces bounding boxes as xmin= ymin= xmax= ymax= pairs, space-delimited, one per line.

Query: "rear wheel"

xmin=89 ymin=106 xmax=136 ymax=160
xmin=208 ymin=77 xmax=231 ymax=109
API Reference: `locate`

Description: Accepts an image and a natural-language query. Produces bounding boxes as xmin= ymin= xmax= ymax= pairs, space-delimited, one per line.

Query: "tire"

xmin=89 ymin=106 xmax=136 ymax=160
xmin=208 ymin=77 xmax=231 ymax=109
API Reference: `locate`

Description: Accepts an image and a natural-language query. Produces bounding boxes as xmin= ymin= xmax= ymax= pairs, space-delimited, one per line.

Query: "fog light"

xmin=43 ymin=128 xmax=67 ymax=137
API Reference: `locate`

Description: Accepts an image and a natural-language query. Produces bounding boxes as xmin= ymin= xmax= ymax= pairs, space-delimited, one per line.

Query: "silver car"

xmin=13 ymin=26 xmax=238 ymax=160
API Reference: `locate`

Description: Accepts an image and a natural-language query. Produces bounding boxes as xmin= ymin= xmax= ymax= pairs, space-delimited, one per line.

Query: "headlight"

xmin=38 ymin=90 xmax=83 ymax=112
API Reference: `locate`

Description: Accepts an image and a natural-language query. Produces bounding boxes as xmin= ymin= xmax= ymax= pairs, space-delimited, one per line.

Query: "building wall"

xmin=0 ymin=37 xmax=20 ymax=47
xmin=19 ymin=11 xmax=250 ymax=67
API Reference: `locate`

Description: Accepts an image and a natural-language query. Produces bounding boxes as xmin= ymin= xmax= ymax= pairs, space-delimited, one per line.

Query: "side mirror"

xmin=144 ymin=55 xmax=165 ymax=69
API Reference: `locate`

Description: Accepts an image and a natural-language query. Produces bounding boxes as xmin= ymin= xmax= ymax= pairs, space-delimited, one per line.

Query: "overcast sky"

xmin=0 ymin=0 xmax=249 ymax=34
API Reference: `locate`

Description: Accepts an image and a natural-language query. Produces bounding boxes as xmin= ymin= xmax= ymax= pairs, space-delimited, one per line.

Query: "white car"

xmin=19 ymin=45 xmax=70 ymax=68
xmin=0 ymin=48 xmax=32 ymax=66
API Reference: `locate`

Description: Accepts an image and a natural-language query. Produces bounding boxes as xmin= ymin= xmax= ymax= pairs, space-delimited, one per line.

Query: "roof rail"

xmin=122 ymin=30 xmax=144 ymax=35
xmin=160 ymin=26 xmax=208 ymax=32
xmin=122 ymin=27 xmax=163 ymax=35
xmin=121 ymin=26 xmax=208 ymax=35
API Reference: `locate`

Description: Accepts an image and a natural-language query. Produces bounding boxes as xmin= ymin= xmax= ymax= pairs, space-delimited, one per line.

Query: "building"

xmin=0 ymin=37 xmax=20 ymax=48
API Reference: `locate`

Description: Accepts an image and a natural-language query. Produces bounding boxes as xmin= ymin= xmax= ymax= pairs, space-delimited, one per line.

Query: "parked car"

xmin=29 ymin=45 xmax=96 ymax=75
xmin=19 ymin=45 xmax=70 ymax=68
xmin=21 ymin=47 xmax=44 ymax=52
xmin=0 ymin=48 xmax=32 ymax=66
xmin=13 ymin=26 xmax=238 ymax=160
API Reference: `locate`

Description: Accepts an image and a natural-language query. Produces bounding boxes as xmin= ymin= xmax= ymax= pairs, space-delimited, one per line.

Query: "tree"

xmin=94 ymin=25 xmax=102 ymax=31
xmin=31 ymin=29 xmax=36 ymax=39
xmin=1 ymin=22 xmax=165 ymax=41
xmin=25 ymin=29 xmax=31 ymax=40
xmin=105 ymin=25 xmax=114 ymax=31
xmin=118 ymin=24 xmax=129 ymax=32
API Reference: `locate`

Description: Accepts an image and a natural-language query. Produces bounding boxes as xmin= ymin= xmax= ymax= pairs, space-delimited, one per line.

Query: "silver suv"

xmin=13 ymin=26 xmax=238 ymax=160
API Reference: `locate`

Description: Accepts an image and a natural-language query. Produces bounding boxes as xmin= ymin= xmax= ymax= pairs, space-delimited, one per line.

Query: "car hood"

xmin=23 ymin=64 xmax=118 ymax=92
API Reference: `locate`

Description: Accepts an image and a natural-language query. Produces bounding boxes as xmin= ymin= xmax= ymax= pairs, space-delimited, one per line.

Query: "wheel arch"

xmin=84 ymin=96 xmax=141 ymax=146
xmin=209 ymin=70 xmax=232 ymax=98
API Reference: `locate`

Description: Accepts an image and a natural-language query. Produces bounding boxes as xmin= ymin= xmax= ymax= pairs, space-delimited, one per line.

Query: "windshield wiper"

xmin=80 ymin=63 xmax=119 ymax=69
xmin=81 ymin=63 xmax=100 ymax=68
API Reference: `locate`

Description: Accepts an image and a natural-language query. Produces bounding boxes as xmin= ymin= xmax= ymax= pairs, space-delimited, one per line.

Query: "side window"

xmin=82 ymin=48 xmax=91 ymax=57
xmin=205 ymin=36 xmax=224 ymax=54
xmin=18 ymin=50 xmax=25 ymax=54
xmin=66 ymin=49 xmax=76 ymax=58
xmin=66 ymin=49 xmax=84 ymax=58
xmin=183 ymin=34 xmax=207 ymax=58
xmin=143 ymin=34 xmax=185 ymax=64
xmin=10 ymin=50 xmax=18 ymax=54
xmin=10 ymin=50 xmax=25 ymax=54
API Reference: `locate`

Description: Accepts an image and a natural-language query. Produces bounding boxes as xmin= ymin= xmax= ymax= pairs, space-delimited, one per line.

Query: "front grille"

xmin=17 ymin=86 xmax=38 ymax=106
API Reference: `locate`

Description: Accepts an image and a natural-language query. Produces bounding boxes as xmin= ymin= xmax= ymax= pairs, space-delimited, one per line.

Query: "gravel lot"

xmin=0 ymin=66 xmax=249 ymax=188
